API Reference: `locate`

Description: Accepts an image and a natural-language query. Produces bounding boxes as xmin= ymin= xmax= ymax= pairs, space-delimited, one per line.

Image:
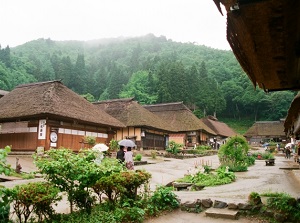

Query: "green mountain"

xmin=0 ymin=34 xmax=295 ymax=121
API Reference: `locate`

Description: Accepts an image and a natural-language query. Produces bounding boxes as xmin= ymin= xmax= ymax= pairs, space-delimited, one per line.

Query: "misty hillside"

xmin=0 ymin=34 xmax=295 ymax=121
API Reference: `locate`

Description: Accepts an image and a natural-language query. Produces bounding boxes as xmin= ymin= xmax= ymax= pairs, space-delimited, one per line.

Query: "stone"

xmin=201 ymin=198 xmax=213 ymax=208
xmin=205 ymin=208 xmax=238 ymax=220
xmin=173 ymin=182 xmax=193 ymax=191
xmin=181 ymin=200 xmax=198 ymax=208
xmin=237 ymin=203 xmax=252 ymax=210
xmin=213 ymin=200 xmax=228 ymax=208
xmin=227 ymin=203 xmax=238 ymax=209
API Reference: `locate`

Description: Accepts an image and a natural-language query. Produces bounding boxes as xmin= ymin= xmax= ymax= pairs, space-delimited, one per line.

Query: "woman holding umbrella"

xmin=124 ymin=147 xmax=134 ymax=170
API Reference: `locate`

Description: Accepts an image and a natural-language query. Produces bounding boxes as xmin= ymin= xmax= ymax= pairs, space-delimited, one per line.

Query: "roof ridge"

xmin=16 ymin=80 xmax=62 ymax=88
xmin=94 ymin=97 xmax=134 ymax=104
xmin=143 ymin=101 xmax=184 ymax=107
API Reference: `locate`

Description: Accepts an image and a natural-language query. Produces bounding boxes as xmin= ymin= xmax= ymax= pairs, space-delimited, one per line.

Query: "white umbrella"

xmin=285 ymin=143 xmax=293 ymax=148
xmin=118 ymin=139 xmax=136 ymax=147
xmin=92 ymin=143 xmax=109 ymax=152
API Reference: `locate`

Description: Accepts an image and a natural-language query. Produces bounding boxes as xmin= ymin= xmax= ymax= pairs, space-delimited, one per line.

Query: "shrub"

xmin=0 ymin=186 xmax=12 ymax=223
xmin=92 ymin=170 xmax=151 ymax=205
xmin=134 ymin=154 xmax=142 ymax=161
xmin=251 ymin=152 xmax=274 ymax=160
xmin=34 ymin=148 xmax=110 ymax=213
xmin=11 ymin=182 xmax=61 ymax=223
xmin=148 ymin=186 xmax=179 ymax=213
xmin=248 ymin=192 xmax=261 ymax=205
xmin=150 ymin=150 xmax=157 ymax=159
xmin=114 ymin=206 xmax=145 ymax=223
xmin=218 ymin=135 xmax=250 ymax=172
xmin=52 ymin=204 xmax=117 ymax=223
xmin=83 ymin=136 xmax=96 ymax=146
xmin=109 ymin=139 xmax=119 ymax=152
xmin=166 ymin=141 xmax=182 ymax=155
xmin=177 ymin=166 xmax=235 ymax=187
xmin=264 ymin=192 xmax=300 ymax=222
xmin=0 ymin=146 xmax=12 ymax=176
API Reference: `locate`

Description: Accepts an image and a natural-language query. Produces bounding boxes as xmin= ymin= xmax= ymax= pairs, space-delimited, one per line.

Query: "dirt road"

xmin=137 ymin=151 xmax=300 ymax=222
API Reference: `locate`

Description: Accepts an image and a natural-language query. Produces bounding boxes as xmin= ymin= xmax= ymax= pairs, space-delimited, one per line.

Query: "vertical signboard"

xmin=38 ymin=119 xmax=46 ymax=139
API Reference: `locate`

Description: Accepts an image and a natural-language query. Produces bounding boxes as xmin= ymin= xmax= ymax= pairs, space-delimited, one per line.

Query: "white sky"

xmin=0 ymin=0 xmax=230 ymax=50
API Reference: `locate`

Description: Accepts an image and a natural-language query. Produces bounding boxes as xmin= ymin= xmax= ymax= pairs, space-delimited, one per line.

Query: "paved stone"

xmin=205 ymin=207 xmax=238 ymax=220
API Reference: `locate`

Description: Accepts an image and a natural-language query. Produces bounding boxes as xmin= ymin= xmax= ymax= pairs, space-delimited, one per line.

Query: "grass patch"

xmin=218 ymin=118 xmax=254 ymax=135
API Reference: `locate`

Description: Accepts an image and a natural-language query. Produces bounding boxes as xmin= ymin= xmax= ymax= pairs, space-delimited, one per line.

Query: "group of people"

xmin=284 ymin=142 xmax=300 ymax=162
xmin=116 ymin=146 xmax=134 ymax=170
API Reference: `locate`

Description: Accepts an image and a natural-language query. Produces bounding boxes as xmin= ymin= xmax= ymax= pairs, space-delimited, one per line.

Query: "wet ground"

xmin=2 ymin=148 xmax=300 ymax=222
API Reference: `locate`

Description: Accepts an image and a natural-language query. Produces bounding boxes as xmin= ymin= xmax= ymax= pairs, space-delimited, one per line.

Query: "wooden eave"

xmin=215 ymin=0 xmax=300 ymax=92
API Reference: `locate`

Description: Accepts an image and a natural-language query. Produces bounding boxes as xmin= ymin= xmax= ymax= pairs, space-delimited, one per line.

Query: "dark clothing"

xmin=116 ymin=149 xmax=125 ymax=163
xmin=286 ymin=148 xmax=291 ymax=159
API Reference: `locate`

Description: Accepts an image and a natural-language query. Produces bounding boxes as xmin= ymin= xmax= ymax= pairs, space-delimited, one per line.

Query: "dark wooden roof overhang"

xmin=214 ymin=0 xmax=300 ymax=92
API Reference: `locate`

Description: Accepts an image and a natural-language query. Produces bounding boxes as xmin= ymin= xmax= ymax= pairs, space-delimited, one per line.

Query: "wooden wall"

xmin=0 ymin=133 xmax=37 ymax=151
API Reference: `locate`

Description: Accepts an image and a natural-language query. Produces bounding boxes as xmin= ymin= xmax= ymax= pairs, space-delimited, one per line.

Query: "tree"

xmin=34 ymin=148 xmax=110 ymax=213
xmin=71 ymin=54 xmax=87 ymax=94
xmin=262 ymin=91 xmax=295 ymax=120
xmin=120 ymin=70 xmax=158 ymax=104
xmin=156 ymin=61 xmax=172 ymax=103
xmin=168 ymin=61 xmax=188 ymax=103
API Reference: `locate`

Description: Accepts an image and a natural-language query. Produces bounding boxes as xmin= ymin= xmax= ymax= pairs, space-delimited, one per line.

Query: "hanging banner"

xmin=38 ymin=119 xmax=46 ymax=139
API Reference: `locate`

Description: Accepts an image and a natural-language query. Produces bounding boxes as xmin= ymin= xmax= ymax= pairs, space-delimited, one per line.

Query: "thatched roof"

xmin=0 ymin=89 xmax=9 ymax=97
xmin=201 ymin=116 xmax=236 ymax=137
xmin=213 ymin=0 xmax=300 ymax=92
xmin=0 ymin=81 xmax=124 ymax=128
xmin=143 ymin=102 xmax=216 ymax=134
xmin=94 ymin=98 xmax=173 ymax=132
xmin=244 ymin=121 xmax=285 ymax=138
xmin=284 ymin=93 xmax=300 ymax=135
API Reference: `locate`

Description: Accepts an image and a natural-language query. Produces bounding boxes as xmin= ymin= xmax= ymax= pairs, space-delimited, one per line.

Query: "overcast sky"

xmin=0 ymin=0 xmax=229 ymax=50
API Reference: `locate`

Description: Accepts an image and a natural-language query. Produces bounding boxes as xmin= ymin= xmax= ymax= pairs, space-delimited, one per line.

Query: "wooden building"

xmin=201 ymin=116 xmax=237 ymax=148
xmin=244 ymin=120 xmax=286 ymax=145
xmin=0 ymin=81 xmax=124 ymax=152
xmin=143 ymin=102 xmax=216 ymax=148
xmin=94 ymin=98 xmax=172 ymax=150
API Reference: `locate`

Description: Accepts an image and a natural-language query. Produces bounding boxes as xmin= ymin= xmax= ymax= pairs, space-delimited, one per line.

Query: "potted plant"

xmin=108 ymin=139 xmax=119 ymax=157
xmin=83 ymin=136 xmax=96 ymax=148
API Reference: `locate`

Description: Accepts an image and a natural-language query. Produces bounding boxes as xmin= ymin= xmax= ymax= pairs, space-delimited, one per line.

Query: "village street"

xmin=2 ymin=148 xmax=300 ymax=222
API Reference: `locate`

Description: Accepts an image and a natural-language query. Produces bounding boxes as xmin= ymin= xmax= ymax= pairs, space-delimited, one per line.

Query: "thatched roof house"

xmin=144 ymin=102 xmax=216 ymax=147
xmin=201 ymin=116 xmax=236 ymax=138
xmin=0 ymin=80 xmax=124 ymax=152
xmin=94 ymin=98 xmax=172 ymax=132
xmin=245 ymin=120 xmax=286 ymax=144
xmin=144 ymin=102 xmax=215 ymax=134
xmin=213 ymin=0 xmax=300 ymax=92
xmin=0 ymin=81 xmax=124 ymax=128
xmin=94 ymin=98 xmax=173 ymax=149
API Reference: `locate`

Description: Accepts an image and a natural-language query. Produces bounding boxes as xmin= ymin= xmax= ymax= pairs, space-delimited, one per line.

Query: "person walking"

xmin=116 ymin=146 xmax=125 ymax=163
xmin=285 ymin=146 xmax=291 ymax=159
xmin=124 ymin=147 xmax=134 ymax=170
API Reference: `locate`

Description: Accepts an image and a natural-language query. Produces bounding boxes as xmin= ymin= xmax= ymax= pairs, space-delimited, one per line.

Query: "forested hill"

xmin=0 ymin=34 xmax=295 ymax=121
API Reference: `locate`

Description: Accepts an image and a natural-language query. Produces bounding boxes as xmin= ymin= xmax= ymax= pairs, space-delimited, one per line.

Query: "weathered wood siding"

xmin=0 ymin=132 xmax=37 ymax=151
